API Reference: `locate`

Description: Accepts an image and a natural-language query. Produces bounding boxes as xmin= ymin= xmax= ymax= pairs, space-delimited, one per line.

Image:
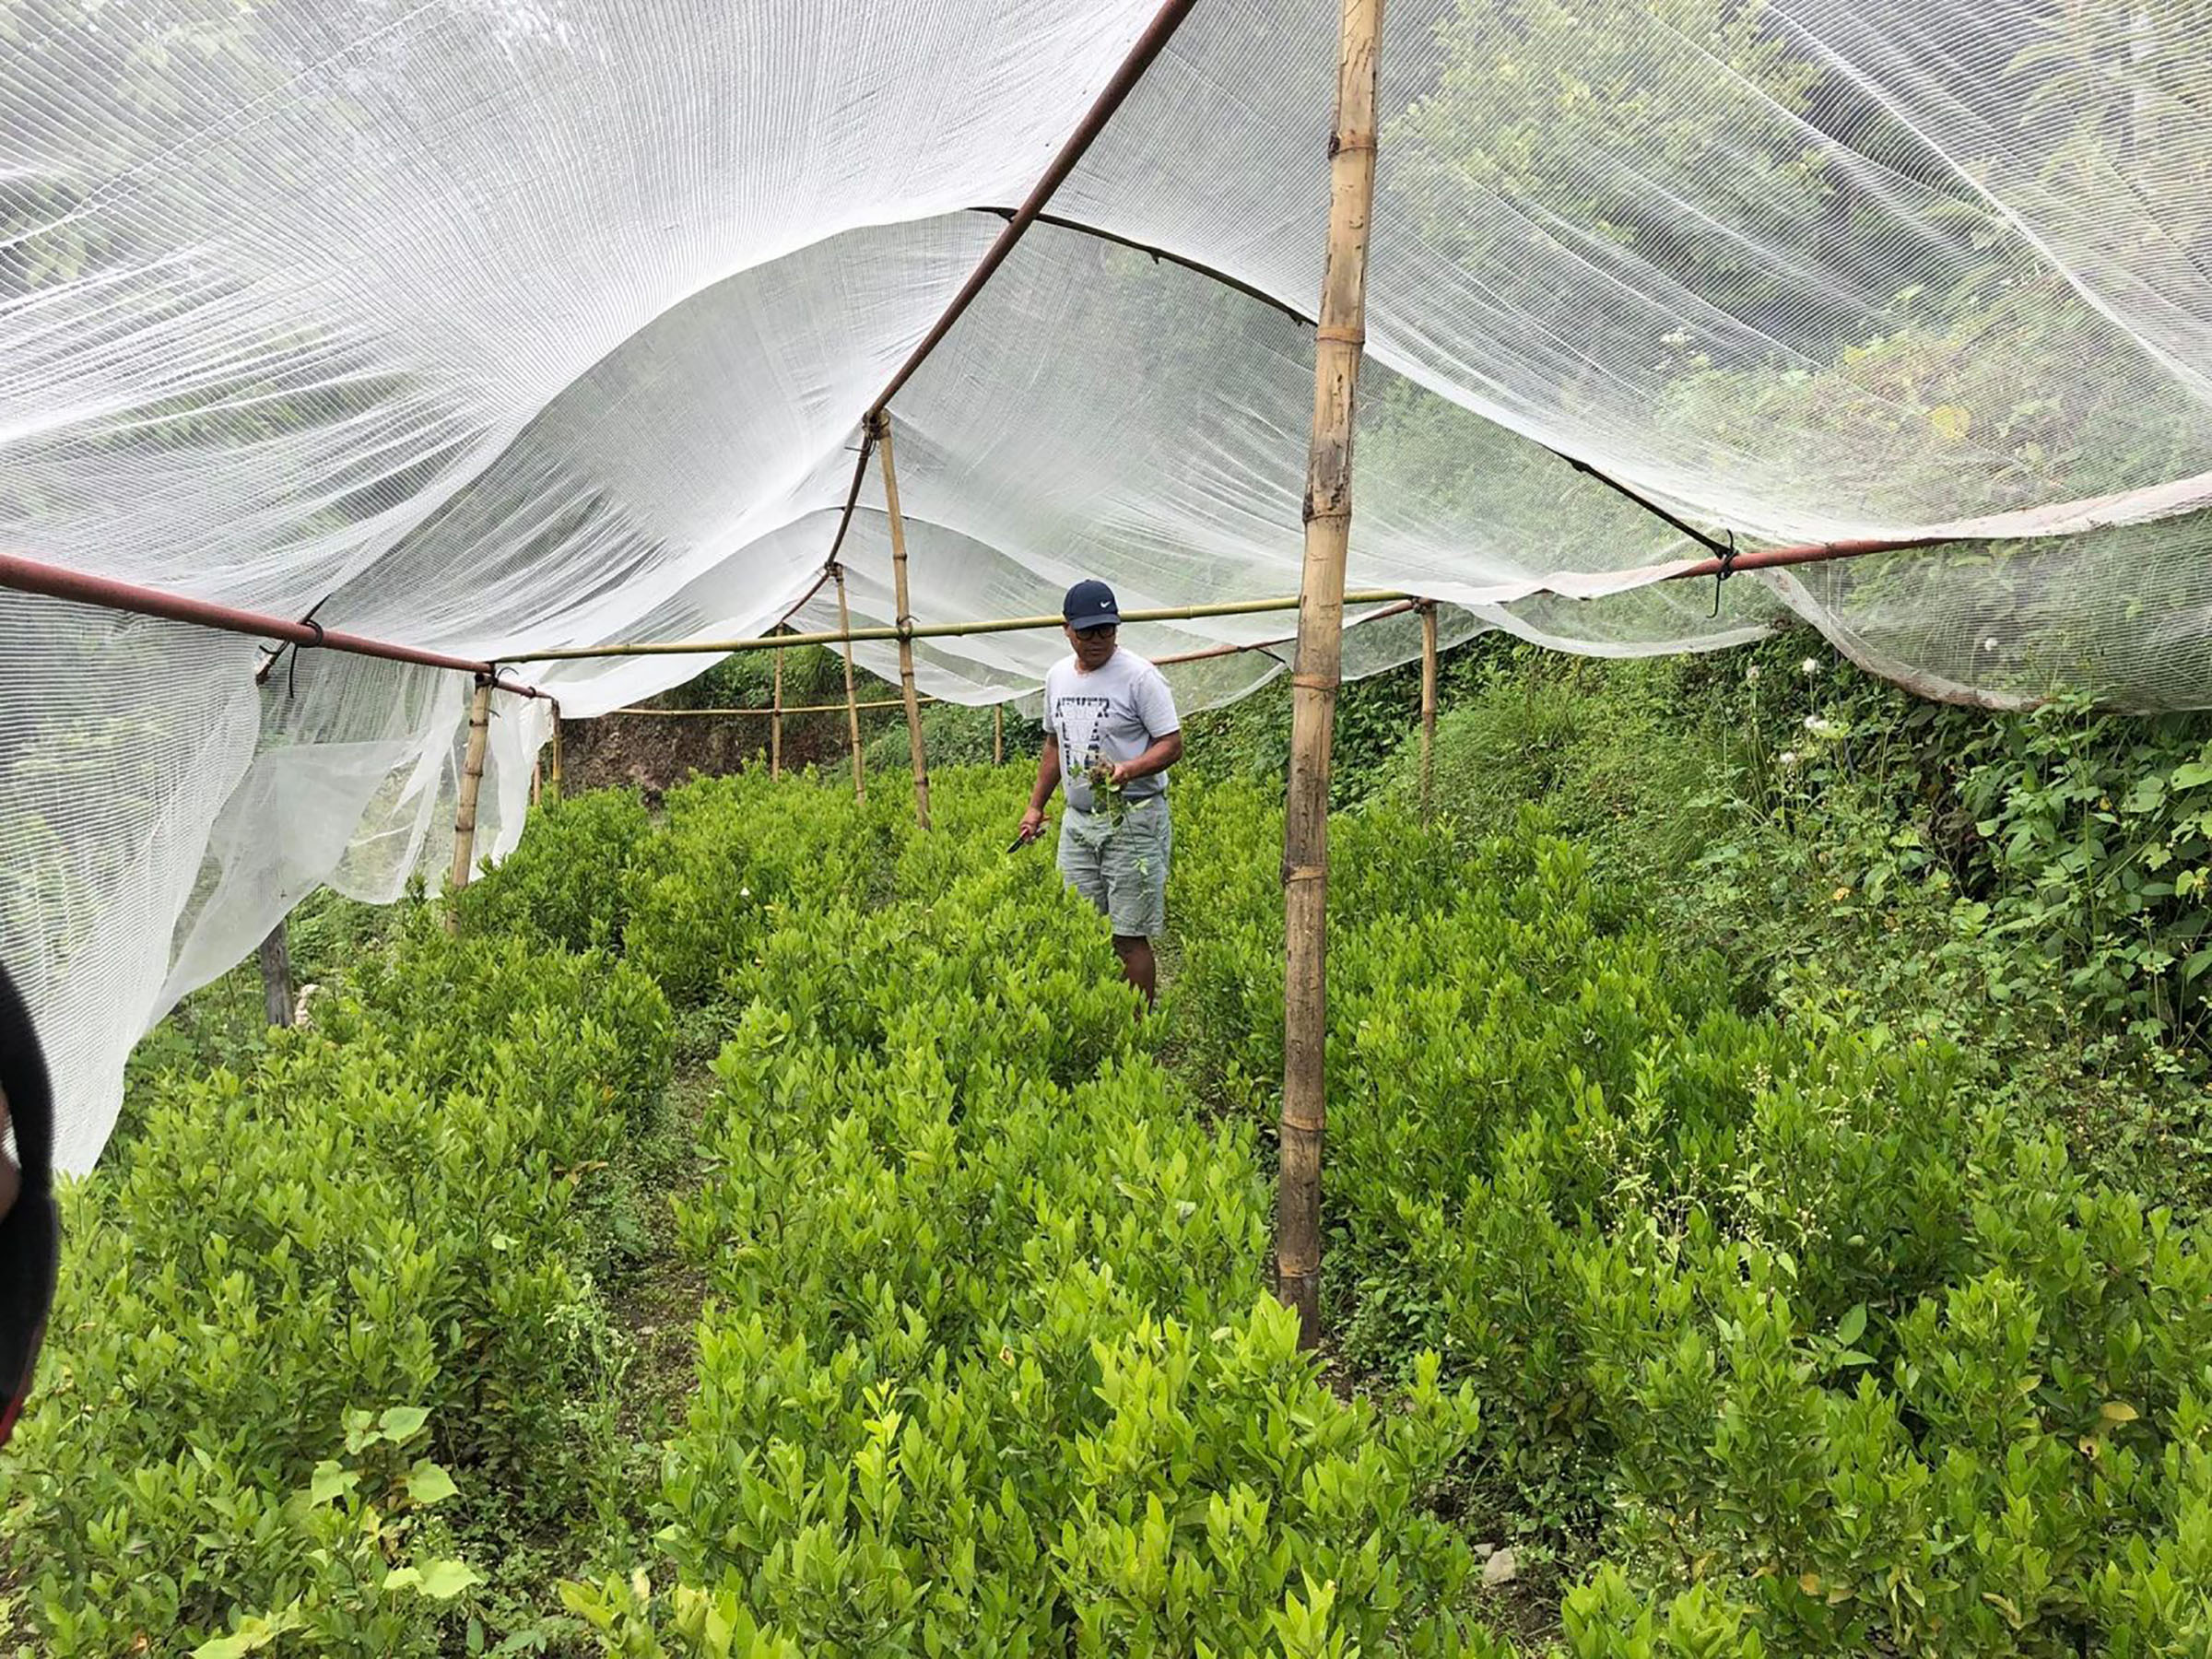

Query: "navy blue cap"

xmin=1063 ymin=579 xmax=1120 ymax=631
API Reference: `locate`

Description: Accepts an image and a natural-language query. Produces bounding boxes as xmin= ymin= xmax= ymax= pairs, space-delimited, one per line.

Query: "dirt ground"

xmin=560 ymin=710 xmax=853 ymax=801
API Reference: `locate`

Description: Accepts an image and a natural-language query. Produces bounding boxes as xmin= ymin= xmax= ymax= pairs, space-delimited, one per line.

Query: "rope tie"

xmin=286 ymin=618 xmax=327 ymax=697
xmin=255 ymin=602 xmax=331 ymax=693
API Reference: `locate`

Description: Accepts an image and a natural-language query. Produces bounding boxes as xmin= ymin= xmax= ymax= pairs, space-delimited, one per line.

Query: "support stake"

xmin=548 ymin=700 xmax=564 ymax=800
xmin=832 ymin=564 xmax=865 ymax=800
xmin=1419 ymin=600 xmax=1439 ymax=822
xmin=771 ymin=631 xmax=784 ymax=779
xmin=874 ymin=413 xmax=931 ymax=830
xmin=447 ymin=676 xmax=495 ymax=926
xmin=258 ymin=921 xmax=294 ymax=1029
xmin=1277 ymin=0 xmax=1384 ymax=1348
xmin=994 ymin=702 xmax=1005 ymax=767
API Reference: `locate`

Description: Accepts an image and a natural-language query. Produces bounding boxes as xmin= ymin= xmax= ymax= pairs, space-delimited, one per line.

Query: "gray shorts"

xmin=1058 ymin=795 xmax=1171 ymax=939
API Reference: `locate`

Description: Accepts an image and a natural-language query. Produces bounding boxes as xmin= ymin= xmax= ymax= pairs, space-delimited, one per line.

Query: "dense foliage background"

xmin=10 ymin=628 xmax=2212 ymax=1655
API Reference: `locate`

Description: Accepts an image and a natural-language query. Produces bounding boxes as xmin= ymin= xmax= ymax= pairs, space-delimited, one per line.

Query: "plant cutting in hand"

xmin=1086 ymin=754 xmax=1130 ymax=825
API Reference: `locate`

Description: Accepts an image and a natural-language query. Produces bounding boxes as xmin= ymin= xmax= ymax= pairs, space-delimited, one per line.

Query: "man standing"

xmin=1018 ymin=580 xmax=1183 ymax=1006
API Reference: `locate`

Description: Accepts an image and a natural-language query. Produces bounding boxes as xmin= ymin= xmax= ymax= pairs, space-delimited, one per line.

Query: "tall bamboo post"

xmin=994 ymin=702 xmax=1005 ymax=767
xmin=1277 ymin=0 xmax=1384 ymax=1347
xmin=831 ymin=563 xmax=865 ymax=800
xmin=258 ymin=921 xmax=294 ymax=1029
xmin=548 ymin=700 xmax=564 ymax=800
xmin=1419 ymin=600 xmax=1438 ymax=822
xmin=873 ymin=412 xmax=931 ymax=830
xmin=771 ymin=631 xmax=784 ymax=779
xmin=447 ymin=675 xmax=494 ymax=924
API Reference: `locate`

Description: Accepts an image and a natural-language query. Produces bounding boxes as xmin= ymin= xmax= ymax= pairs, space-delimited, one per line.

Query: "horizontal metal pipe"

xmin=513 ymin=589 xmax=1416 ymax=663
xmin=1668 ymin=534 xmax=1949 ymax=582
xmin=0 ymin=550 xmax=547 ymax=700
xmin=613 ymin=599 xmax=1424 ymax=711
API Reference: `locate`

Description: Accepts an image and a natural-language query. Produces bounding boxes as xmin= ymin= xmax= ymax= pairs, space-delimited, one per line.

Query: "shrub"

xmin=452 ymin=786 xmax=654 ymax=950
xmin=1172 ymin=775 xmax=2212 ymax=1654
xmin=575 ymin=769 xmax=1488 ymax=1657
xmin=2 ymin=921 xmax=673 ymax=1654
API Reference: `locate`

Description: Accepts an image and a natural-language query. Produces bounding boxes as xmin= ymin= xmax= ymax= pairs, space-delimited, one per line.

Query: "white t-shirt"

xmin=1044 ymin=648 xmax=1181 ymax=812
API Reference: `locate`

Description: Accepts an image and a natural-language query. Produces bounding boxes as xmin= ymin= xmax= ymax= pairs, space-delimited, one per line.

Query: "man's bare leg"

xmin=1112 ymin=935 xmax=1157 ymax=1009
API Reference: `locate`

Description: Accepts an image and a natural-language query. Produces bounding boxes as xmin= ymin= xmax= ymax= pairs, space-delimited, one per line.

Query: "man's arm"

xmin=1019 ymin=733 xmax=1061 ymax=838
xmin=1110 ymin=730 xmax=1182 ymax=785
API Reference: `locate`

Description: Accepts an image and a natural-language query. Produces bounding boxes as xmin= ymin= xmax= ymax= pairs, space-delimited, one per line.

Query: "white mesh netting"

xmin=4 ymin=0 xmax=2208 ymax=1165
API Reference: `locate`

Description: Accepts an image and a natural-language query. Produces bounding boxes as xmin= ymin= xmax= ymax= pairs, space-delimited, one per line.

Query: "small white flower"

xmin=1800 ymin=656 xmax=1821 ymax=677
xmin=1746 ymin=665 xmax=1761 ymax=685
xmin=739 ymin=886 xmax=751 ymax=898
xmin=1982 ymin=636 xmax=2000 ymax=653
xmin=1779 ymin=750 xmax=1799 ymax=768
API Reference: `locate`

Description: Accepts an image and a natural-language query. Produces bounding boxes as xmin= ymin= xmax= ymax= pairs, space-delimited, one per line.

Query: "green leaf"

xmin=308 ymin=1461 xmax=359 ymax=1507
xmin=2172 ymin=762 xmax=2212 ymax=790
xmin=377 ymin=1405 xmax=432 ymax=1443
xmin=418 ymin=1559 xmax=484 ymax=1600
xmin=190 ymin=1610 xmax=299 ymax=1659
xmin=387 ymin=1559 xmax=483 ymax=1600
xmin=1927 ymin=404 xmax=1972 ymax=442
xmin=406 ymin=1460 xmax=461 ymax=1507
xmin=1835 ymin=1302 xmax=1867 ymax=1347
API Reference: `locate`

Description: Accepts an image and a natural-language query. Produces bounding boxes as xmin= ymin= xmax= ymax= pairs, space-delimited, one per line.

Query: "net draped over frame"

xmin=4 ymin=0 xmax=2208 ymax=1165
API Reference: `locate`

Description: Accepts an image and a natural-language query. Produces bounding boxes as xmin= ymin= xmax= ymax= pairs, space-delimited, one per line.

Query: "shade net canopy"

xmin=4 ymin=0 xmax=2209 ymax=1165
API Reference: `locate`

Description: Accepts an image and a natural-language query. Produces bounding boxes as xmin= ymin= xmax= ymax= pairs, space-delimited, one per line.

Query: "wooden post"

xmin=1419 ymin=600 xmax=1438 ymax=822
xmin=548 ymin=699 xmax=564 ymax=800
xmin=1277 ymin=0 xmax=1383 ymax=1348
xmin=771 ymin=632 xmax=784 ymax=779
xmin=447 ymin=675 xmax=494 ymax=921
xmin=873 ymin=412 xmax=931 ymax=830
xmin=994 ymin=702 xmax=1005 ymax=767
xmin=831 ymin=563 xmax=865 ymax=800
xmin=258 ymin=921 xmax=294 ymax=1029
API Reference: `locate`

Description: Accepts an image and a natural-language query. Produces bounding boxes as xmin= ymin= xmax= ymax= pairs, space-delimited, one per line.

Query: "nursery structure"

xmin=5 ymin=0 xmax=2211 ymax=1284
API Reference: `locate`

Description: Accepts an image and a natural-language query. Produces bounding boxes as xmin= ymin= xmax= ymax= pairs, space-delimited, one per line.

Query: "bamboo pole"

xmin=513 ymin=588 xmax=1414 ymax=662
xmin=994 ymin=703 xmax=1005 ymax=766
xmin=1419 ymin=600 xmax=1439 ymax=822
xmin=548 ymin=700 xmax=563 ymax=800
xmin=447 ymin=676 xmax=495 ymax=921
xmin=258 ymin=921 xmax=294 ymax=1029
xmin=1277 ymin=0 xmax=1383 ymax=1348
xmin=874 ymin=413 xmax=930 ymax=830
xmin=771 ymin=631 xmax=784 ymax=779
xmin=832 ymin=563 xmax=866 ymax=800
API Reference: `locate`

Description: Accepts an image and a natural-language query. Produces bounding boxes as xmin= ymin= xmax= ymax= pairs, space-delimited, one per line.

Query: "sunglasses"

xmin=0 ymin=964 xmax=57 ymax=1450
